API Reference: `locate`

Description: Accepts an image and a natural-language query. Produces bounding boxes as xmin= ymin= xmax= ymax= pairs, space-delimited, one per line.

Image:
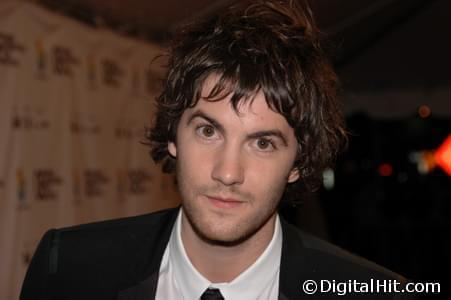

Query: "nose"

xmin=211 ymin=144 xmax=244 ymax=186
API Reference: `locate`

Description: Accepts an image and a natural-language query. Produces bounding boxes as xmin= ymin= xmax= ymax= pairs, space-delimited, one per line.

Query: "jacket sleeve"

xmin=20 ymin=229 xmax=58 ymax=300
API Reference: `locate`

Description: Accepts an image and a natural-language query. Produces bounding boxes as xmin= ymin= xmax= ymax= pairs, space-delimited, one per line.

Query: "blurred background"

xmin=0 ymin=0 xmax=449 ymax=299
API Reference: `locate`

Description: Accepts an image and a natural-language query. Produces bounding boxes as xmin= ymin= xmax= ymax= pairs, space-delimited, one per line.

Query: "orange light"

xmin=418 ymin=105 xmax=431 ymax=118
xmin=378 ymin=163 xmax=393 ymax=176
xmin=435 ymin=135 xmax=451 ymax=176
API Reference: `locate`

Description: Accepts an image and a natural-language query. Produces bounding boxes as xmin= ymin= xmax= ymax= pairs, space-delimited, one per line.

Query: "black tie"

xmin=200 ymin=288 xmax=224 ymax=300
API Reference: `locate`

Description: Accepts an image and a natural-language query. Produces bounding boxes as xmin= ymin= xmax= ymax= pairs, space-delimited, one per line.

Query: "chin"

xmin=191 ymin=218 xmax=264 ymax=247
xmin=198 ymin=230 xmax=255 ymax=247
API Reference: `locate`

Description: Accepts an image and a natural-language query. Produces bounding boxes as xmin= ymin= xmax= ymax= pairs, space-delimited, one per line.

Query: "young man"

xmin=21 ymin=1 xmax=410 ymax=299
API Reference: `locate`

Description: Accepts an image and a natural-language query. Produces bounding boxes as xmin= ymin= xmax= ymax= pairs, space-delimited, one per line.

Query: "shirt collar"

xmin=168 ymin=209 xmax=282 ymax=299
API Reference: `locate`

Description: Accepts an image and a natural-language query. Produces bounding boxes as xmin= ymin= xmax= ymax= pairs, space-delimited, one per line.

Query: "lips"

xmin=206 ymin=195 xmax=243 ymax=209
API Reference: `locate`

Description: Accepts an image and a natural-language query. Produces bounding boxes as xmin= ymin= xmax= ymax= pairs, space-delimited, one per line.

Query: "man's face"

xmin=168 ymin=77 xmax=299 ymax=245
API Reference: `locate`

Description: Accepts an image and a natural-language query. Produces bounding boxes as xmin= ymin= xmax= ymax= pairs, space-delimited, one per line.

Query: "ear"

xmin=287 ymin=167 xmax=300 ymax=183
xmin=168 ymin=142 xmax=177 ymax=158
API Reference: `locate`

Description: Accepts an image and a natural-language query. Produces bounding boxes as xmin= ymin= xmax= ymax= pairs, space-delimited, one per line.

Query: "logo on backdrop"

xmin=12 ymin=106 xmax=50 ymax=131
xmin=128 ymin=169 xmax=153 ymax=194
xmin=102 ymin=59 xmax=124 ymax=87
xmin=35 ymin=39 xmax=48 ymax=79
xmin=115 ymin=123 xmax=133 ymax=139
xmin=0 ymin=32 xmax=25 ymax=66
xmin=71 ymin=169 xmax=82 ymax=204
xmin=84 ymin=169 xmax=109 ymax=197
xmin=118 ymin=169 xmax=153 ymax=197
xmin=16 ymin=168 xmax=27 ymax=208
xmin=70 ymin=113 xmax=100 ymax=135
xmin=53 ymin=45 xmax=79 ymax=76
xmin=117 ymin=170 xmax=127 ymax=201
xmin=115 ymin=118 xmax=143 ymax=140
xmin=117 ymin=169 xmax=154 ymax=200
xmin=33 ymin=169 xmax=62 ymax=201
xmin=86 ymin=54 xmax=97 ymax=90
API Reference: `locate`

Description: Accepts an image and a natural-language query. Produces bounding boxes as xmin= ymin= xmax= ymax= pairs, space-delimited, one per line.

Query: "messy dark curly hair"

xmin=148 ymin=0 xmax=347 ymax=203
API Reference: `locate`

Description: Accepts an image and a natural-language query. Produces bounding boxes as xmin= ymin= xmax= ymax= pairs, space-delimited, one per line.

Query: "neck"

xmin=180 ymin=212 xmax=277 ymax=283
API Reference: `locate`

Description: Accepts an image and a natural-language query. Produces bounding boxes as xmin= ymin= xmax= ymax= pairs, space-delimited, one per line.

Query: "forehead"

xmin=183 ymin=75 xmax=294 ymax=134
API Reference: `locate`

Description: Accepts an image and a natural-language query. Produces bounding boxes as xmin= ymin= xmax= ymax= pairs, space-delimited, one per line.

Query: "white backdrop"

xmin=0 ymin=2 xmax=180 ymax=299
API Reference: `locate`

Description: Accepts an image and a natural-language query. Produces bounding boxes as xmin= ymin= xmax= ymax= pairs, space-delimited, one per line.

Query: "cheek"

xmin=177 ymin=141 xmax=214 ymax=178
xmin=248 ymin=152 xmax=296 ymax=179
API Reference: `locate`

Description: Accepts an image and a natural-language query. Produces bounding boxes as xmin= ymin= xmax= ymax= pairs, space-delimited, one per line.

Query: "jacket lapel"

xmin=117 ymin=207 xmax=179 ymax=300
xmin=278 ymin=219 xmax=315 ymax=299
xmin=117 ymin=209 xmax=312 ymax=300
xmin=117 ymin=272 xmax=159 ymax=300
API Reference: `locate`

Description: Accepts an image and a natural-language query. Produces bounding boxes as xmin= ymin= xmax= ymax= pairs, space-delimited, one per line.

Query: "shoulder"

xmin=42 ymin=206 xmax=179 ymax=259
xmin=21 ymin=207 xmax=179 ymax=299
xmin=60 ymin=206 xmax=179 ymax=233
xmin=53 ymin=206 xmax=179 ymax=258
xmin=280 ymin=219 xmax=406 ymax=282
xmin=33 ymin=206 xmax=178 ymax=248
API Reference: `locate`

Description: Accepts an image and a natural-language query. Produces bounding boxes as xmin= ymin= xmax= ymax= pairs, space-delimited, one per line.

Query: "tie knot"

xmin=200 ymin=288 xmax=224 ymax=300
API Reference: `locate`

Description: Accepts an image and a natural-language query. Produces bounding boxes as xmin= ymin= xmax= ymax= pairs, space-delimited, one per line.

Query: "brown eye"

xmin=200 ymin=125 xmax=215 ymax=137
xmin=257 ymin=138 xmax=271 ymax=150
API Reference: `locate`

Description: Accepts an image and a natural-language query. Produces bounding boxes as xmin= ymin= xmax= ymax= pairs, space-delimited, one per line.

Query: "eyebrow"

xmin=186 ymin=109 xmax=289 ymax=146
xmin=186 ymin=110 xmax=225 ymax=134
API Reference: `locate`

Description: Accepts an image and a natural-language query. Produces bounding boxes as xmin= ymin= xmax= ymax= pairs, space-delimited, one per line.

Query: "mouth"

xmin=205 ymin=195 xmax=244 ymax=209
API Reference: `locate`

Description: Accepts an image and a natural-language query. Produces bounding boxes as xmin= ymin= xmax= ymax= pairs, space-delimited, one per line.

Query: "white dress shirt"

xmin=156 ymin=209 xmax=282 ymax=300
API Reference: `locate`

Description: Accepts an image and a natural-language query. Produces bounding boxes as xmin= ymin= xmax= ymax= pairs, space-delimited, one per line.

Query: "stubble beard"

xmin=182 ymin=199 xmax=277 ymax=247
xmin=177 ymin=167 xmax=286 ymax=247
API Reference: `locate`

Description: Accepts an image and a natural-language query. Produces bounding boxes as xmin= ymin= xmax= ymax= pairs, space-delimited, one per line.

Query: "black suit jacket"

xmin=20 ymin=207 xmax=413 ymax=299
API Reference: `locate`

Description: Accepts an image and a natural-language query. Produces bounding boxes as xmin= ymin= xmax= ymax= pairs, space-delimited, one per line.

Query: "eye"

xmin=255 ymin=138 xmax=276 ymax=151
xmin=196 ymin=124 xmax=217 ymax=139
